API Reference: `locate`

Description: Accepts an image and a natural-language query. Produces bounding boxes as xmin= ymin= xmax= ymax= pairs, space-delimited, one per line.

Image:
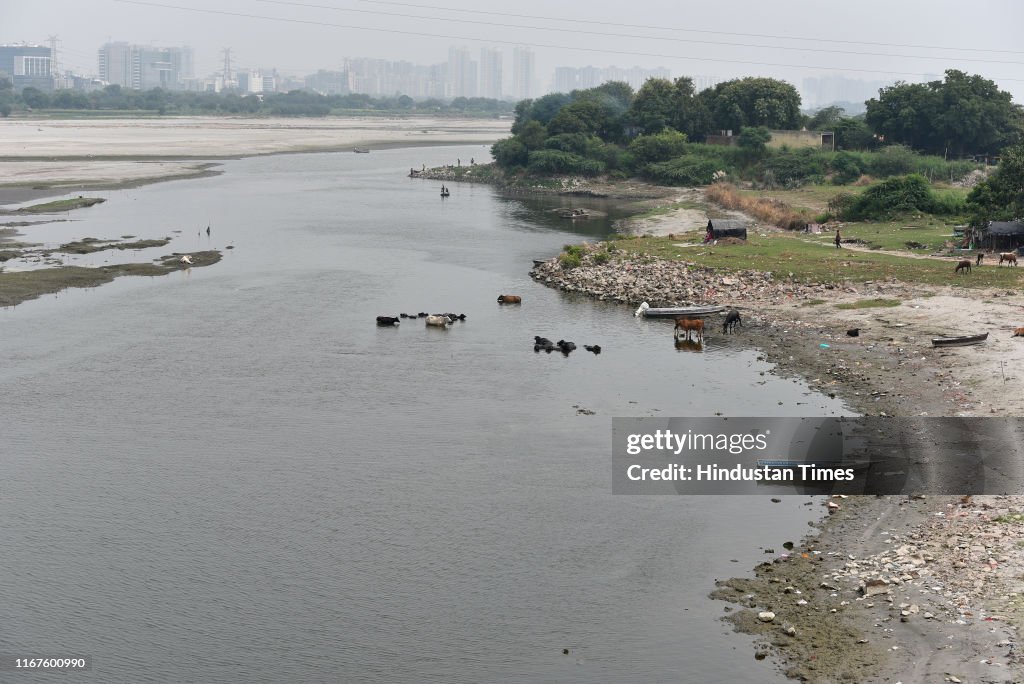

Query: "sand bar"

xmin=0 ymin=116 xmax=511 ymax=200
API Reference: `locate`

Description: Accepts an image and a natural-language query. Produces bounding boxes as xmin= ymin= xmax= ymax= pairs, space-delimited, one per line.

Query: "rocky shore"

xmin=531 ymin=243 xmax=1024 ymax=682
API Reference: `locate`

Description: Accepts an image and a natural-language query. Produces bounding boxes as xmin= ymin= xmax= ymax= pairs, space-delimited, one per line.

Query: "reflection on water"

xmin=675 ymin=338 xmax=704 ymax=353
xmin=0 ymin=145 xmax=853 ymax=684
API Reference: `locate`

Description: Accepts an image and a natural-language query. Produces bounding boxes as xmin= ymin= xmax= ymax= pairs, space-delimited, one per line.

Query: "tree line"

xmin=0 ymin=80 xmax=514 ymax=118
xmin=488 ymin=69 xmax=1023 ymax=188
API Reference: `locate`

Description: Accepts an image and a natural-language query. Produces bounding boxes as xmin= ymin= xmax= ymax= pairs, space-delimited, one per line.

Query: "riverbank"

xmin=530 ymin=243 xmax=1024 ymax=681
xmin=0 ymin=116 xmax=510 ymax=204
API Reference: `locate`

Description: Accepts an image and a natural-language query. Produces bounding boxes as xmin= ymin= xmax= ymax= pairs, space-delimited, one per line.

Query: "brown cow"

xmin=1000 ymin=252 xmax=1018 ymax=266
xmin=674 ymin=317 xmax=704 ymax=342
xmin=955 ymin=259 xmax=972 ymax=274
xmin=497 ymin=294 xmax=522 ymax=304
xmin=1013 ymin=328 xmax=1024 ymax=337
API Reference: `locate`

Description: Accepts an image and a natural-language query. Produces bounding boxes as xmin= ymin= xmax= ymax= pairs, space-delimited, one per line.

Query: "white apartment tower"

xmin=447 ymin=46 xmax=477 ymax=98
xmin=512 ymin=47 xmax=535 ymax=101
xmin=479 ymin=47 xmax=502 ymax=100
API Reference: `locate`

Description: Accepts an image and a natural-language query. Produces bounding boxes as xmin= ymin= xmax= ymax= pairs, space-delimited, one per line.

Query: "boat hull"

xmin=932 ymin=333 xmax=988 ymax=347
xmin=642 ymin=306 xmax=725 ymax=319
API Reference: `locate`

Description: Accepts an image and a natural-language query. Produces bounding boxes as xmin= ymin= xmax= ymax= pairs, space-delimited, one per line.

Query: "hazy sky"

xmin=4 ymin=0 xmax=1023 ymax=102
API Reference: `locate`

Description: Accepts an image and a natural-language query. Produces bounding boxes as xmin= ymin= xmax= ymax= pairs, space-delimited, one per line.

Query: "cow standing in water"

xmin=674 ymin=318 xmax=704 ymax=342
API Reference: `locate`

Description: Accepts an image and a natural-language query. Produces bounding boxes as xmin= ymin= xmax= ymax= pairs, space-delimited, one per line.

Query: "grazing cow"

xmin=425 ymin=315 xmax=452 ymax=327
xmin=497 ymin=294 xmax=522 ymax=304
xmin=722 ymin=309 xmax=742 ymax=334
xmin=1013 ymin=328 xmax=1024 ymax=337
xmin=1000 ymin=252 xmax=1018 ymax=266
xmin=376 ymin=316 xmax=400 ymax=326
xmin=674 ymin=317 xmax=704 ymax=342
xmin=955 ymin=259 xmax=972 ymax=274
xmin=584 ymin=344 xmax=602 ymax=354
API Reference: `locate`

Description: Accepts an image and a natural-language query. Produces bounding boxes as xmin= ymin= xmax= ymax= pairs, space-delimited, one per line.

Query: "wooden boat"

xmin=353 ymin=147 xmax=370 ymax=153
xmin=641 ymin=305 xmax=725 ymax=319
xmin=931 ymin=332 xmax=988 ymax=347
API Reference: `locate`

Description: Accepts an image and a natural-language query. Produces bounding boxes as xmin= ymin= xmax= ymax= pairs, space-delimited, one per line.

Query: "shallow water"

xmin=0 ymin=145 xmax=852 ymax=682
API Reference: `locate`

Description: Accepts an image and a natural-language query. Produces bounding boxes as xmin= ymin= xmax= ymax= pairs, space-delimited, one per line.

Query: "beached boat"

xmin=931 ymin=332 xmax=988 ymax=347
xmin=641 ymin=305 xmax=725 ymax=319
xmin=353 ymin=147 xmax=370 ymax=153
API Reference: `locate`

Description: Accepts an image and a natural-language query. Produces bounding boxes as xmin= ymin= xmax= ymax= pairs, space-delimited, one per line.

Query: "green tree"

xmin=866 ymin=70 xmax=1021 ymax=156
xmin=738 ymin=126 xmax=772 ymax=154
xmin=20 ymin=86 xmax=50 ymax=109
xmin=807 ymin=105 xmax=844 ymax=130
xmin=966 ymin=143 xmax=1024 ymax=223
xmin=833 ymin=117 xmax=877 ymax=150
xmin=628 ymin=78 xmax=677 ymax=134
xmin=700 ymin=77 xmax=802 ymax=131
xmin=670 ymin=76 xmax=712 ymax=141
xmin=517 ymin=120 xmax=547 ymax=151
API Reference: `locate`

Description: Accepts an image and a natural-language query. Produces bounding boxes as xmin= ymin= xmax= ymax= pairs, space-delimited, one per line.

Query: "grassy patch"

xmin=56 ymin=237 xmax=171 ymax=254
xmin=14 ymin=197 xmax=106 ymax=214
xmin=604 ymin=233 xmax=1024 ymax=288
xmin=800 ymin=298 xmax=827 ymax=307
xmin=632 ymin=199 xmax=704 ymax=220
xmin=738 ymin=184 xmax=859 ymax=213
xmin=835 ymin=298 xmax=902 ymax=310
xmin=0 ymin=250 xmax=222 ymax=307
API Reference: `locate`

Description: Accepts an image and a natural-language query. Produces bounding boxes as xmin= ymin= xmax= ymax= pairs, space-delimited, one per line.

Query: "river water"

xmin=0 ymin=145 xmax=851 ymax=683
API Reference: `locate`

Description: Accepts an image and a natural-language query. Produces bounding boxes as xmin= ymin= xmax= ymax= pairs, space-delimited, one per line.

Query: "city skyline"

xmin=3 ymin=0 xmax=1021 ymax=103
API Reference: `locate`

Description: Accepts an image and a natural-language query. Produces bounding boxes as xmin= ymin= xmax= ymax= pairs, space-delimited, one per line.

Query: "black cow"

xmin=376 ymin=316 xmax=400 ymax=326
xmin=722 ymin=309 xmax=742 ymax=334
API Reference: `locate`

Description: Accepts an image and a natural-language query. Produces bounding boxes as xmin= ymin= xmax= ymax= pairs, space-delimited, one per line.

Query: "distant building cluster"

xmin=0 ymin=38 xmax=901 ymax=109
xmin=552 ymin=65 xmax=672 ymax=94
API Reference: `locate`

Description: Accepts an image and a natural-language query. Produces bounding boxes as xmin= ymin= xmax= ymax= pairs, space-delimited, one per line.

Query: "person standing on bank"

xmin=835 ymin=229 xmax=842 ymax=249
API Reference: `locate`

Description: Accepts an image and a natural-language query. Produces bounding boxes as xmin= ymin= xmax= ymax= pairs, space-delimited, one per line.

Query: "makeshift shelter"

xmin=979 ymin=221 xmax=1024 ymax=252
xmin=705 ymin=219 xmax=748 ymax=241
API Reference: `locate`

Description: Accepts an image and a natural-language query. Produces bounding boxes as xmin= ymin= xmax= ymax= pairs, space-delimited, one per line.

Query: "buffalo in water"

xmin=376 ymin=316 xmax=400 ymax=326
xmin=498 ymin=295 xmax=522 ymax=304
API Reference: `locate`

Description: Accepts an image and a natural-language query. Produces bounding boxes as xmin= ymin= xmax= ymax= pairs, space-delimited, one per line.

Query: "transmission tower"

xmin=47 ymin=35 xmax=62 ymax=79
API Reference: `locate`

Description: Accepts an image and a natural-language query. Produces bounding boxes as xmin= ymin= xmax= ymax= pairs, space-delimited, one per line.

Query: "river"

xmin=0 ymin=145 xmax=851 ymax=682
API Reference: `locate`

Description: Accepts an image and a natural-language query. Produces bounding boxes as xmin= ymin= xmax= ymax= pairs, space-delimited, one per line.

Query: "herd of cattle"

xmin=956 ymin=252 xmax=1018 ymax=273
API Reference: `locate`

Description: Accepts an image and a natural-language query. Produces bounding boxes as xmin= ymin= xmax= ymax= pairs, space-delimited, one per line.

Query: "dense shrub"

xmin=840 ymin=174 xmax=965 ymax=220
xmin=642 ymin=157 xmax=719 ymax=185
xmin=830 ymin=151 xmax=862 ymax=184
xmin=527 ymin=150 xmax=605 ymax=175
xmin=628 ymin=130 xmax=689 ymax=164
xmin=761 ymin=148 xmax=827 ymax=186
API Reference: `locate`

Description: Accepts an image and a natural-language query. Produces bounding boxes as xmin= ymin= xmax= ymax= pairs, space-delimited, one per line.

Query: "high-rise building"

xmin=447 ymin=46 xmax=477 ymax=98
xmin=551 ymin=65 xmax=672 ymax=94
xmin=0 ymin=44 xmax=54 ymax=91
xmin=98 ymin=42 xmax=193 ymax=90
xmin=479 ymin=47 xmax=502 ymax=100
xmin=512 ymin=47 xmax=535 ymax=101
